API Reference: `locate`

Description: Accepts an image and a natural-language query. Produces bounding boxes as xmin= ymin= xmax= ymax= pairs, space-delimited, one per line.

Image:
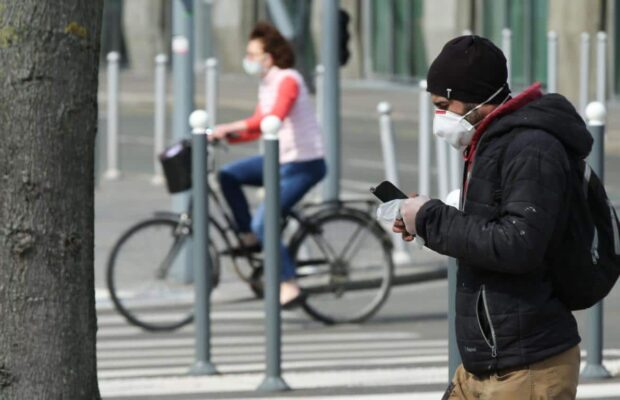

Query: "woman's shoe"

xmin=281 ymin=291 xmax=307 ymax=310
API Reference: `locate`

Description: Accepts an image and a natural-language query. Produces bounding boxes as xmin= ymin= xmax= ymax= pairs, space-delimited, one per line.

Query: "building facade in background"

xmin=104 ymin=0 xmax=616 ymax=104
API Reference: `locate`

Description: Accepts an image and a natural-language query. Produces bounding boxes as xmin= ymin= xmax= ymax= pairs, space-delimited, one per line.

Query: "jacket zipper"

xmin=609 ymin=200 xmax=620 ymax=256
xmin=476 ymin=285 xmax=498 ymax=358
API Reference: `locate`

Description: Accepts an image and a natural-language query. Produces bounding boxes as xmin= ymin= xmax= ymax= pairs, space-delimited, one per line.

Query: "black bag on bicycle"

xmin=159 ymin=139 xmax=192 ymax=193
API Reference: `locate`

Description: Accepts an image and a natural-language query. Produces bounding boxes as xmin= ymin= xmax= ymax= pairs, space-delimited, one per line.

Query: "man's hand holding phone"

xmin=399 ymin=194 xmax=431 ymax=236
xmin=370 ymin=181 xmax=430 ymax=242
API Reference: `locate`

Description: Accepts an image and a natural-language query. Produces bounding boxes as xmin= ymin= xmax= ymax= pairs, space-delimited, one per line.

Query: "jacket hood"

xmin=467 ymin=83 xmax=593 ymax=161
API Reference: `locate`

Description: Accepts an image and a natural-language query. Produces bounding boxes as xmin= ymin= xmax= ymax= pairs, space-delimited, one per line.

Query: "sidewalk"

xmin=95 ymin=176 xmax=620 ymax=400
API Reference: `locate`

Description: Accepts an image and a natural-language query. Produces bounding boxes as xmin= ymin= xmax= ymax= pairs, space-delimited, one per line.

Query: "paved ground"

xmin=95 ymin=71 xmax=620 ymax=399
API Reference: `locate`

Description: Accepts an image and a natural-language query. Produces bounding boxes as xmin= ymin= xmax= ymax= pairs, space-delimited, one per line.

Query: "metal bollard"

xmin=187 ymin=110 xmax=218 ymax=376
xmin=257 ymin=116 xmax=290 ymax=392
xmin=502 ymin=28 xmax=512 ymax=88
xmin=418 ymin=80 xmax=431 ymax=197
xmin=547 ymin=31 xmax=558 ymax=93
xmin=321 ymin=0 xmax=342 ymax=202
xmin=205 ymin=58 xmax=219 ymax=126
xmin=152 ymin=54 xmax=168 ymax=186
xmin=579 ymin=32 xmax=590 ymax=118
xmin=596 ymin=32 xmax=607 ymax=104
xmin=377 ymin=102 xmax=410 ymax=263
xmin=581 ymin=102 xmax=611 ymax=380
xmin=104 ymin=51 xmax=121 ymax=180
xmin=170 ymin=0 xmax=196 ymax=284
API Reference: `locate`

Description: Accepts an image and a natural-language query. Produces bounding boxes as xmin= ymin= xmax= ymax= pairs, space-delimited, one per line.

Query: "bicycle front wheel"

xmin=289 ymin=208 xmax=393 ymax=324
xmin=107 ymin=217 xmax=205 ymax=331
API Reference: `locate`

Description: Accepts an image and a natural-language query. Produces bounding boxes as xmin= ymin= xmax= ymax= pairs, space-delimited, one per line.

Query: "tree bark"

xmin=0 ymin=1 xmax=103 ymax=399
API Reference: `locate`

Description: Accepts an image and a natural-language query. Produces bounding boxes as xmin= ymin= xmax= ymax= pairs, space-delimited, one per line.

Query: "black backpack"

xmin=548 ymin=159 xmax=620 ymax=310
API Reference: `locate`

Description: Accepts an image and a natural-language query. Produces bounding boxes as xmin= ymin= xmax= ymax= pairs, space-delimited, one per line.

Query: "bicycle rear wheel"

xmin=106 ymin=217 xmax=219 ymax=331
xmin=289 ymin=208 xmax=393 ymax=324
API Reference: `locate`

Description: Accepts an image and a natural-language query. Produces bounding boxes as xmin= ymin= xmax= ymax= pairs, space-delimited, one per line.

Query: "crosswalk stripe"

xmin=99 ymin=367 xmax=447 ymax=397
xmin=96 ymin=309 xmax=275 ymax=324
xmin=96 ymin=346 xmax=448 ymax=361
xmin=98 ymin=355 xmax=450 ymax=378
xmin=97 ymin=334 xmax=436 ymax=350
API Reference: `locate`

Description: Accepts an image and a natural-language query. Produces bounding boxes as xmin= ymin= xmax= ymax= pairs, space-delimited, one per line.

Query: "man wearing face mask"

xmin=394 ymin=36 xmax=591 ymax=399
xmin=212 ymin=22 xmax=326 ymax=308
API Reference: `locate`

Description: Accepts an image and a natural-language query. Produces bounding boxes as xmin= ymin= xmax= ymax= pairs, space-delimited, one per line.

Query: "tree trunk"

xmin=0 ymin=1 xmax=103 ymax=399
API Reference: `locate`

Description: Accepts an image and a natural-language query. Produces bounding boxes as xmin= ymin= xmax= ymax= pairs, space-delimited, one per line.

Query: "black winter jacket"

xmin=416 ymin=85 xmax=592 ymax=375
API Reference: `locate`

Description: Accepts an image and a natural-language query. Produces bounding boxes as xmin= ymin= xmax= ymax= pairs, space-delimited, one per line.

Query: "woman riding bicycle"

xmin=210 ymin=22 xmax=326 ymax=309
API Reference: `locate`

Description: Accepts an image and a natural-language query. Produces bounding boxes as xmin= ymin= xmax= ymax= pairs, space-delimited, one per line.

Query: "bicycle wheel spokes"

xmin=292 ymin=211 xmax=393 ymax=324
xmin=107 ymin=219 xmax=194 ymax=331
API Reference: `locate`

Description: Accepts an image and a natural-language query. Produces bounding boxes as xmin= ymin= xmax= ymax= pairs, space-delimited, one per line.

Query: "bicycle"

xmin=106 ymin=144 xmax=395 ymax=331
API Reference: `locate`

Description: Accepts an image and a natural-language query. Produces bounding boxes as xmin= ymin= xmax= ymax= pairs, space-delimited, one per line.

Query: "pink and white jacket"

xmin=228 ymin=67 xmax=324 ymax=164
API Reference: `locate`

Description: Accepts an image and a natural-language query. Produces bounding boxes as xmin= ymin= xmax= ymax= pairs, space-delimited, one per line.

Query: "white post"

xmin=580 ymin=32 xmax=591 ymax=118
xmin=596 ymin=31 xmax=607 ymax=104
xmin=205 ymin=58 xmax=219 ymax=126
xmin=448 ymin=147 xmax=461 ymax=192
xmin=377 ymin=102 xmax=410 ymax=263
xmin=315 ymin=64 xmax=324 ymax=125
xmin=547 ymin=31 xmax=558 ymax=93
xmin=502 ymin=28 xmax=512 ymax=88
xmin=418 ymin=80 xmax=431 ymax=197
xmin=435 ymin=137 xmax=450 ymax=202
xmin=377 ymin=102 xmax=399 ymax=185
xmin=105 ymin=51 xmax=121 ymax=180
xmin=152 ymin=54 xmax=168 ymax=185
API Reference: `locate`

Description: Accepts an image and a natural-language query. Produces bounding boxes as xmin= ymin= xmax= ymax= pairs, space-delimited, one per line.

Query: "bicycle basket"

xmin=159 ymin=139 xmax=192 ymax=193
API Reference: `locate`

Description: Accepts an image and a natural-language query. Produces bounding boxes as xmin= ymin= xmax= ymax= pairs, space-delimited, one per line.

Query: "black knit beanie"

xmin=426 ymin=35 xmax=510 ymax=104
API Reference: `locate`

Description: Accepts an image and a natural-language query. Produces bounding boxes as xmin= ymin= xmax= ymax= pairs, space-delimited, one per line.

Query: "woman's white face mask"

xmin=242 ymin=57 xmax=266 ymax=76
xmin=432 ymin=85 xmax=507 ymax=151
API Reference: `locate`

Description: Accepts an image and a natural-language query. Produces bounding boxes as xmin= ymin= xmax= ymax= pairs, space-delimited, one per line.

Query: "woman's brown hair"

xmin=250 ymin=21 xmax=295 ymax=69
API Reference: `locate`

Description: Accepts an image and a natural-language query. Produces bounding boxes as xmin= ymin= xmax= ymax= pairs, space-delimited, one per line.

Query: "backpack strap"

xmin=582 ymin=161 xmax=592 ymax=199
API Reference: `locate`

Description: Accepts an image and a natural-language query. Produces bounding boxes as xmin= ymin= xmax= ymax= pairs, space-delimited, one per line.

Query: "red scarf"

xmin=464 ymin=82 xmax=543 ymax=164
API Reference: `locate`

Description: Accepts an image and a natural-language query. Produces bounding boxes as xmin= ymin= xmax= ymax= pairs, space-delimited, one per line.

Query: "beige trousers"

xmin=443 ymin=346 xmax=580 ymax=400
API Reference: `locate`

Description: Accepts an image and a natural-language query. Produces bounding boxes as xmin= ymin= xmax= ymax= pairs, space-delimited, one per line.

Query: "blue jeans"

xmin=218 ymin=156 xmax=327 ymax=281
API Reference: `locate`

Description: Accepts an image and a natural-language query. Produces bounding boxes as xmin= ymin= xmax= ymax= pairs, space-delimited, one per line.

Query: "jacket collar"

xmin=464 ymin=83 xmax=543 ymax=162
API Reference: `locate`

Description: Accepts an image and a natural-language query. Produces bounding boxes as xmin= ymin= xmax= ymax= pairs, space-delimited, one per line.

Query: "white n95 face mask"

xmin=432 ymin=84 xmax=508 ymax=151
xmin=433 ymin=109 xmax=476 ymax=151
xmin=242 ymin=58 xmax=264 ymax=76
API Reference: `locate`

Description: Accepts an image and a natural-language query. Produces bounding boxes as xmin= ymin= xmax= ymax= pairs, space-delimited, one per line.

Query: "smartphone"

xmin=370 ymin=180 xmax=408 ymax=203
